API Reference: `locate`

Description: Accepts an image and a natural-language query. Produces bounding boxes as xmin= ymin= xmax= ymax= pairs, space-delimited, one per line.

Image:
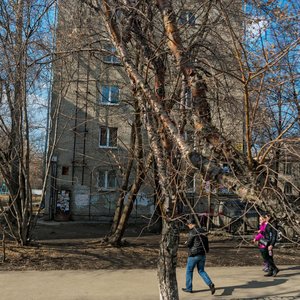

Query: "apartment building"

xmin=277 ymin=143 xmax=300 ymax=202
xmin=45 ymin=1 xmax=244 ymax=222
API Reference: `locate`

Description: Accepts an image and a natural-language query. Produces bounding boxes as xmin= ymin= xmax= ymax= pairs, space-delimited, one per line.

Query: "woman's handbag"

xmin=259 ymin=238 xmax=269 ymax=246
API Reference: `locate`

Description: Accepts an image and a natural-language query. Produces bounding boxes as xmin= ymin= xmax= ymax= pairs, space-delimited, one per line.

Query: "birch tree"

xmin=0 ymin=0 xmax=56 ymax=245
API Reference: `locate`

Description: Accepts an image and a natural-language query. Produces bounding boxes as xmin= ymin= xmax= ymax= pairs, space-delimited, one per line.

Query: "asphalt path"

xmin=0 ymin=266 xmax=299 ymax=299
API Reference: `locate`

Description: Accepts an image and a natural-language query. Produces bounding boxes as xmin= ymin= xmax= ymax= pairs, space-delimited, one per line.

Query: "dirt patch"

xmin=1 ymin=221 xmax=299 ymax=271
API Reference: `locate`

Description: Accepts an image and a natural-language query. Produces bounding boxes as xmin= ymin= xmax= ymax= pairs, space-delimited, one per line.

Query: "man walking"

xmin=263 ymin=213 xmax=280 ymax=277
xmin=182 ymin=217 xmax=216 ymax=295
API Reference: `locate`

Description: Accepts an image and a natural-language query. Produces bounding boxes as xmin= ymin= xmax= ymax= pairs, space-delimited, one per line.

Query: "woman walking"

xmin=253 ymin=215 xmax=269 ymax=272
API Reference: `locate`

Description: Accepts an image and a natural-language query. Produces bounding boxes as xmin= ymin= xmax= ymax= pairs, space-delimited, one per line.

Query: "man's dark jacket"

xmin=264 ymin=222 xmax=278 ymax=246
xmin=186 ymin=226 xmax=209 ymax=256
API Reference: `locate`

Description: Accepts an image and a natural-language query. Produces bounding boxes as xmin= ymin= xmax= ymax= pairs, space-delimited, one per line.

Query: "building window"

xmin=184 ymin=130 xmax=194 ymax=144
xmin=284 ymin=182 xmax=292 ymax=195
xmin=62 ymin=166 xmax=69 ymax=175
xmin=283 ymin=162 xmax=292 ymax=175
xmin=184 ymin=87 xmax=192 ymax=108
xmin=0 ymin=181 xmax=9 ymax=195
xmin=222 ymin=163 xmax=231 ymax=174
xmin=186 ymin=174 xmax=195 ymax=193
xmin=100 ymin=85 xmax=120 ymax=104
xmin=178 ymin=11 xmax=196 ymax=26
xmin=97 ymin=170 xmax=117 ymax=190
xmin=103 ymin=44 xmax=120 ymax=64
xmin=99 ymin=126 xmax=118 ymax=148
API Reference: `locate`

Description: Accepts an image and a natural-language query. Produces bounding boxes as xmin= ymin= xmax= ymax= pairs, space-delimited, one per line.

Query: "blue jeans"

xmin=185 ymin=255 xmax=212 ymax=291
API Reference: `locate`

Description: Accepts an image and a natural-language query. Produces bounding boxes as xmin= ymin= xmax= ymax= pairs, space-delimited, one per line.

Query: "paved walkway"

xmin=0 ymin=266 xmax=299 ymax=300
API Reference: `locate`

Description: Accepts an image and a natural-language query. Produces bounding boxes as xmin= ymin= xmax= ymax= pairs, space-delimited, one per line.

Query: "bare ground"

xmin=1 ymin=221 xmax=299 ymax=271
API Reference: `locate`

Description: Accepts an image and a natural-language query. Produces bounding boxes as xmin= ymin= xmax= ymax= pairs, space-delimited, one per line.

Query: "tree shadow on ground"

xmin=274 ymin=266 xmax=300 ymax=278
xmin=279 ymin=265 xmax=300 ymax=272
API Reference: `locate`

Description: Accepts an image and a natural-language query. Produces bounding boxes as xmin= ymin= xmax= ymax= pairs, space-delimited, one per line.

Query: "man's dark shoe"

xmin=273 ymin=268 xmax=280 ymax=277
xmin=264 ymin=272 xmax=273 ymax=277
xmin=182 ymin=288 xmax=192 ymax=293
xmin=209 ymin=283 xmax=216 ymax=295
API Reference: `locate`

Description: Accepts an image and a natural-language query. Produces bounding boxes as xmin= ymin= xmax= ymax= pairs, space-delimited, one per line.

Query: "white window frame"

xmin=283 ymin=162 xmax=292 ymax=175
xmin=99 ymin=126 xmax=118 ymax=148
xmin=100 ymin=85 xmax=120 ymax=105
xmin=184 ymin=130 xmax=194 ymax=142
xmin=178 ymin=11 xmax=196 ymax=26
xmin=186 ymin=173 xmax=195 ymax=193
xmin=103 ymin=44 xmax=120 ymax=64
xmin=284 ymin=182 xmax=293 ymax=195
xmin=97 ymin=170 xmax=117 ymax=190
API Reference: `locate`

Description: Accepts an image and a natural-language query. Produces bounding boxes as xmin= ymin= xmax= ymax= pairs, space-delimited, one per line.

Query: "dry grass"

xmin=1 ymin=232 xmax=299 ymax=271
